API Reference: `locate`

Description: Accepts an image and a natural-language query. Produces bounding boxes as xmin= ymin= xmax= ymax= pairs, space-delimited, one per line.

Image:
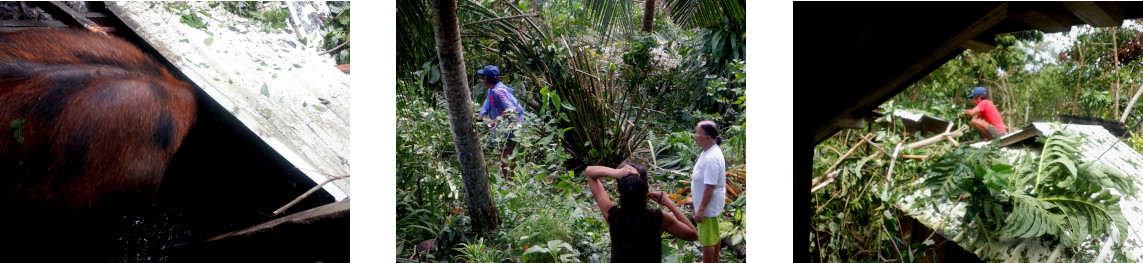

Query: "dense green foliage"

xmin=812 ymin=22 xmax=1143 ymax=263
xmin=397 ymin=0 xmax=746 ymax=261
xmin=919 ymin=132 xmax=1136 ymax=259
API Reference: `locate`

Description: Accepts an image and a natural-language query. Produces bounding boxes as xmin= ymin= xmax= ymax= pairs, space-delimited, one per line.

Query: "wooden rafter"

xmin=961 ymin=39 xmax=996 ymax=52
xmin=1062 ymin=1 xmax=1127 ymax=27
xmin=814 ymin=3 xmax=1009 ymax=143
xmin=1008 ymin=2 xmax=1074 ymax=33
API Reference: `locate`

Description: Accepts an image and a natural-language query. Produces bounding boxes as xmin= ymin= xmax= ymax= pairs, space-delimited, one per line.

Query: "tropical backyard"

xmin=396 ymin=0 xmax=746 ymax=262
xmin=810 ymin=19 xmax=1143 ymax=263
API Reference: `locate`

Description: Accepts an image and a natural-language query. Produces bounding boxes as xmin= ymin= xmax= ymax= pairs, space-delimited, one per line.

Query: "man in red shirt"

xmin=963 ymin=86 xmax=1007 ymax=141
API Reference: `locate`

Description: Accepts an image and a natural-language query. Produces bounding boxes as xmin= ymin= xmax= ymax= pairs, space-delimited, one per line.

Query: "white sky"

xmin=1023 ymin=19 xmax=1143 ymax=70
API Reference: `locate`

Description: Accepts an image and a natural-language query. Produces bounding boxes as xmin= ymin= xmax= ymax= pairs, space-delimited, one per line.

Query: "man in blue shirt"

xmin=477 ymin=65 xmax=525 ymax=177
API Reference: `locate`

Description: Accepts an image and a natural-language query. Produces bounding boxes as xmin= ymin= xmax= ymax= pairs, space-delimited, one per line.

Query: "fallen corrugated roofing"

xmin=108 ymin=2 xmax=350 ymax=199
xmin=897 ymin=122 xmax=1143 ymax=262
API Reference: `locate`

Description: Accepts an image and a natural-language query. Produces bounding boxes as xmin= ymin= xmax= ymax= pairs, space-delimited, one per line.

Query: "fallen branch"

xmin=273 ymin=175 xmax=350 ymax=216
xmin=1122 ymin=84 xmax=1143 ymax=123
xmin=461 ymin=13 xmax=540 ymax=27
xmin=809 ymin=170 xmax=840 ymax=194
xmin=901 ymin=155 xmax=928 ymax=160
xmin=942 ymin=123 xmax=960 ymax=147
xmin=811 ymin=133 xmax=873 ymax=187
xmin=318 ymin=39 xmax=350 ymax=55
xmin=886 ymin=143 xmax=904 ymax=181
xmin=860 ymin=136 xmax=891 ymax=156
xmin=906 ymin=130 xmax=964 ymax=149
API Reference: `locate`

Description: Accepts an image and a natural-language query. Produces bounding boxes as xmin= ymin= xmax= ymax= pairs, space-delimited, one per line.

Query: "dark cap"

xmin=477 ymin=65 xmax=500 ymax=78
xmin=969 ymin=86 xmax=987 ymax=98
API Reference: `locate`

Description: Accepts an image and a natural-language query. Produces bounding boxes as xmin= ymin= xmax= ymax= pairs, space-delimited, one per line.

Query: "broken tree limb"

xmin=886 ymin=143 xmax=905 ymax=181
xmin=461 ymin=13 xmax=540 ymax=27
xmin=810 ymin=170 xmax=840 ymax=194
xmin=811 ymin=133 xmax=874 ymax=187
xmin=810 ymin=151 xmax=883 ymax=193
xmin=860 ymin=135 xmax=891 ymax=156
xmin=273 ymin=175 xmax=350 ymax=216
xmin=942 ymin=123 xmax=960 ymax=147
xmin=1122 ymin=84 xmax=1143 ymax=123
xmin=902 ymin=155 xmax=928 ymax=160
xmin=906 ymin=131 xmax=964 ymax=149
xmin=318 ymin=39 xmax=350 ymax=55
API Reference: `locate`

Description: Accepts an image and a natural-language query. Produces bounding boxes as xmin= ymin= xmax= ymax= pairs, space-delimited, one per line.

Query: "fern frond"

xmin=1082 ymin=164 xmax=1139 ymax=198
xmin=1032 ymin=131 xmax=1083 ymax=194
xmin=1039 ymin=186 xmax=1129 ymax=246
xmin=1001 ymin=192 xmax=1068 ymax=243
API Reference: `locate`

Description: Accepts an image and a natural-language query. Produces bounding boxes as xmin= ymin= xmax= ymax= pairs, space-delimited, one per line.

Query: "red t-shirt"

xmin=974 ymin=99 xmax=1006 ymax=134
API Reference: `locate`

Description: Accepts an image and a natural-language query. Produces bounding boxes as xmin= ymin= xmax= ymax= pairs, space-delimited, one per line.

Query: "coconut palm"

xmin=429 ymin=0 xmax=500 ymax=233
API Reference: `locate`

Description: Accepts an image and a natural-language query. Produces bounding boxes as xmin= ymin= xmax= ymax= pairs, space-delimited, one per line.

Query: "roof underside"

xmin=797 ymin=2 xmax=1143 ymax=146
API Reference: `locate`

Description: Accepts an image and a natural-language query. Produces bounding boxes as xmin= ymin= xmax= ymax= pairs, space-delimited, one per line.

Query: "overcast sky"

xmin=1025 ymin=19 xmax=1143 ymax=69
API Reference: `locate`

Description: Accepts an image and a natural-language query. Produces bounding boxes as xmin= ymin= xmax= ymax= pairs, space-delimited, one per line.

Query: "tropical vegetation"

xmin=811 ymin=21 xmax=1143 ymax=262
xmin=398 ymin=0 xmax=746 ymax=262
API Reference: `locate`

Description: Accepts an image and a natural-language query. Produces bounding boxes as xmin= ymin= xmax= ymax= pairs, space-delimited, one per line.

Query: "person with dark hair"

xmin=476 ymin=65 xmax=526 ymax=177
xmin=691 ymin=120 xmax=726 ymax=263
xmin=963 ymin=86 xmax=1006 ymax=141
xmin=585 ymin=159 xmax=698 ymax=262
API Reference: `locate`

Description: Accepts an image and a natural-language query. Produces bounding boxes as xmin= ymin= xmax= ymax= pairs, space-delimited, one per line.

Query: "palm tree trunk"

xmin=642 ymin=0 xmax=655 ymax=32
xmin=430 ymin=0 xmax=500 ymax=233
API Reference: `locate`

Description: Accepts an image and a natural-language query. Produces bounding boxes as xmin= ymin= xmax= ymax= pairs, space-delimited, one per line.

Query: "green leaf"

xmin=204 ymin=37 xmax=214 ymax=46
xmin=260 ymin=83 xmax=270 ymax=97
xmin=312 ymin=105 xmax=328 ymax=112
xmin=523 ymin=245 xmax=550 ymax=255
xmin=9 ymin=118 xmax=25 ymax=143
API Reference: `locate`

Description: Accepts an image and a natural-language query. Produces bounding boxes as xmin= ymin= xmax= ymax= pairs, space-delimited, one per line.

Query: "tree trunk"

xmin=1114 ymin=27 xmax=1121 ymax=120
xmin=642 ymin=0 xmax=655 ymax=32
xmin=429 ymin=0 xmax=500 ymax=233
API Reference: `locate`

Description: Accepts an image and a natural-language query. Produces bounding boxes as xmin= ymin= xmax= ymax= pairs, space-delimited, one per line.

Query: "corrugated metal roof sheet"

xmin=898 ymin=122 xmax=1143 ymax=262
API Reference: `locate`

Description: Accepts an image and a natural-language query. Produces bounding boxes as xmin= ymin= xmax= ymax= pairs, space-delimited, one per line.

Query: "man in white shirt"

xmin=691 ymin=120 xmax=726 ymax=263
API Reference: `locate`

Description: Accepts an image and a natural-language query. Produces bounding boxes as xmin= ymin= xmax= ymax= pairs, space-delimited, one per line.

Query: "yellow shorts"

xmin=697 ymin=216 xmax=720 ymax=246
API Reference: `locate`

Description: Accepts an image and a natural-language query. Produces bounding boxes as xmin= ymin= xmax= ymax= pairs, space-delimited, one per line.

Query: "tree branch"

xmin=273 ymin=175 xmax=350 ymax=216
xmin=318 ymin=39 xmax=350 ymax=55
xmin=462 ymin=13 xmax=540 ymax=27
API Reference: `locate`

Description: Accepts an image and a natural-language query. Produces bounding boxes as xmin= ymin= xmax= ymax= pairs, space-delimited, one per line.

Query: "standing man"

xmin=476 ymin=65 xmax=525 ymax=177
xmin=963 ymin=86 xmax=1006 ymax=141
xmin=691 ymin=120 xmax=726 ymax=263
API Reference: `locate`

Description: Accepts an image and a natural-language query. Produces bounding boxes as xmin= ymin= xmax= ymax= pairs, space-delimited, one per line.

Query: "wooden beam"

xmin=35 ymin=2 xmax=100 ymax=29
xmin=815 ymin=3 xmax=1008 ymax=143
xmin=0 ymin=20 xmax=68 ymax=28
xmin=1008 ymin=3 xmax=1074 ymax=33
xmin=997 ymin=127 xmax=1040 ymax=148
xmin=206 ymin=199 xmax=349 ymax=242
xmin=1062 ymin=1 xmax=1127 ymax=27
xmin=961 ymin=39 xmax=996 ymax=52
xmin=832 ymin=117 xmax=866 ymax=130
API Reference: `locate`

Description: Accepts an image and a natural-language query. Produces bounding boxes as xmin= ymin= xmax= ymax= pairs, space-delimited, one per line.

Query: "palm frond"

xmin=582 ymin=0 xmax=636 ymax=43
xmin=662 ymin=0 xmax=743 ymax=29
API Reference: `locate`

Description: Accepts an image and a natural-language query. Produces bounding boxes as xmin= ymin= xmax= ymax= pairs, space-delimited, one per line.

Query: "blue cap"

xmin=968 ymin=86 xmax=987 ymax=98
xmin=477 ymin=65 xmax=500 ymax=77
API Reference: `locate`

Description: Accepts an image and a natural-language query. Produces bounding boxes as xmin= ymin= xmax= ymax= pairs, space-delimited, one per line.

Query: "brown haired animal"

xmin=0 ymin=28 xmax=196 ymax=212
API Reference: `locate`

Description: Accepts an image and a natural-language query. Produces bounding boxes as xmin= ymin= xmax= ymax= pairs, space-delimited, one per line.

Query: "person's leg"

xmin=501 ymin=144 xmax=514 ymax=178
xmin=970 ymin=118 xmax=991 ymax=140
xmin=501 ymin=133 xmax=517 ymax=179
xmin=703 ymin=243 xmax=719 ymax=263
xmin=986 ymin=124 xmax=1001 ymax=140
